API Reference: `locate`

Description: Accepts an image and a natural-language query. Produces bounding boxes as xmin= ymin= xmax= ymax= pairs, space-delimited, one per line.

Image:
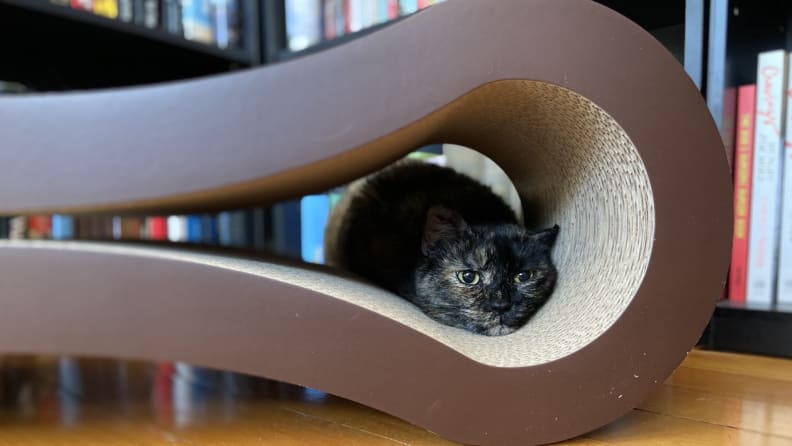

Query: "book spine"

xmin=400 ymin=0 xmax=417 ymax=14
xmin=722 ymin=87 xmax=738 ymax=172
xmin=27 ymin=216 xmax=52 ymax=239
xmin=349 ymin=0 xmax=362 ymax=33
xmin=343 ymin=0 xmax=351 ymax=34
xmin=334 ymin=0 xmax=345 ymax=36
xmin=226 ymin=0 xmax=241 ymax=48
xmin=323 ymin=0 xmax=336 ymax=40
xmin=186 ymin=215 xmax=204 ymax=243
xmin=729 ymin=84 xmax=757 ymax=302
xmin=777 ymin=56 xmax=792 ymax=303
xmin=70 ymin=0 xmax=93 ymax=11
xmin=164 ymin=0 xmax=183 ymax=35
xmin=377 ymin=0 xmax=388 ymax=23
xmin=746 ymin=49 xmax=789 ymax=304
xmin=51 ymin=215 xmax=75 ymax=240
xmin=147 ymin=216 xmax=168 ymax=240
xmin=300 ymin=195 xmax=331 ymax=263
xmin=386 ymin=0 xmax=398 ymax=19
xmin=92 ymin=0 xmax=119 ymax=18
xmin=212 ymin=0 xmax=230 ymax=48
xmin=118 ymin=0 xmax=133 ymax=21
xmin=273 ymin=201 xmax=302 ymax=257
xmin=182 ymin=0 xmax=212 ymax=43
xmin=167 ymin=216 xmax=188 ymax=242
xmin=0 ymin=217 xmax=9 ymax=239
xmin=143 ymin=0 xmax=160 ymax=28
xmin=285 ymin=0 xmax=322 ymax=51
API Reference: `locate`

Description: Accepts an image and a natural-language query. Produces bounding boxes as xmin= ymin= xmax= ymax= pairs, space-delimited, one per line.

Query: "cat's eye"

xmin=514 ymin=271 xmax=536 ymax=283
xmin=456 ymin=270 xmax=480 ymax=285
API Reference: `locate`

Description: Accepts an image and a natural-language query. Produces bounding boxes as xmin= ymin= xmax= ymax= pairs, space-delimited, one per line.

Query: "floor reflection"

xmin=0 ymin=355 xmax=328 ymax=428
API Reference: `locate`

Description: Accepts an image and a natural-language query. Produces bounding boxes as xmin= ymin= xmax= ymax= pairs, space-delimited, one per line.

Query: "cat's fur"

xmin=324 ymin=160 xmax=559 ymax=336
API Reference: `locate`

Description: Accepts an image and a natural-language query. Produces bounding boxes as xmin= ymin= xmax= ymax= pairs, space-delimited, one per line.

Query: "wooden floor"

xmin=0 ymin=350 xmax=791 ymax=445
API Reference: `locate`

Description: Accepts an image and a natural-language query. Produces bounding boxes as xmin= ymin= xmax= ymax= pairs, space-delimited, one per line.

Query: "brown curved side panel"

xmin=0 ymin=0 xmax=732 ymax=445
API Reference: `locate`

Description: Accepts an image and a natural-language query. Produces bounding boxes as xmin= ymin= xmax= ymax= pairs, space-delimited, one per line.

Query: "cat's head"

xmin=414 ymin=206 xmax=559 ymax=336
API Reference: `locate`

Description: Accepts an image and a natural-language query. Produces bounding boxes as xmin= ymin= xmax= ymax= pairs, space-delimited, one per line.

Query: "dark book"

xmin=134 ymin=0 xmax=160 ymax=28
xmin=162 ymin=0 xmax=182 ymax=35
xmin=0 ymin=217 xmax=9 ymax=239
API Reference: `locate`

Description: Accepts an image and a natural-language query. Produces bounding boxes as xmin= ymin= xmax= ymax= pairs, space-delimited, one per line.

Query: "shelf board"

xmin=702 ymin=299 xmax=792 ymax=359
xmin=2 ymin=0 xmax=252 ymax=64
xmin=0 ymin=0 xmax=257 ymax=90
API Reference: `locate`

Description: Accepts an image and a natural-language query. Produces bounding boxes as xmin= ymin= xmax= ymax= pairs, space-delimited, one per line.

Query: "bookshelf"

xmin=6 ymin=0 xmax=771 ymax=358
xmin=697 ymin=0 xmax=792 ymax=359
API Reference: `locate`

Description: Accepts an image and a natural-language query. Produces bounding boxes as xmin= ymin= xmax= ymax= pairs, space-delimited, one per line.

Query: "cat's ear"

xmin=530 ymin=224 xmax=560 ymax=247
xmin=422 ymin=206 xmax=468 ymax=255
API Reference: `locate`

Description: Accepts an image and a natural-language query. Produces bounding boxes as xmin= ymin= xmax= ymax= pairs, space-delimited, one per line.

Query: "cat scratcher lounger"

xmin=0 ymin=0 xmax=730 ymax=444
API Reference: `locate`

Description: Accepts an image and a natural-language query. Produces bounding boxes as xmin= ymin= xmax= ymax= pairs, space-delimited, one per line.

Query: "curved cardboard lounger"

xmin=0 ymin=0 xmax=731 ymax=444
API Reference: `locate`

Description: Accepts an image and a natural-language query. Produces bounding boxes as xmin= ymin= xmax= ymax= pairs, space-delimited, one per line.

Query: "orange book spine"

xmin=729 ymin=84 xmax=757 ymax=302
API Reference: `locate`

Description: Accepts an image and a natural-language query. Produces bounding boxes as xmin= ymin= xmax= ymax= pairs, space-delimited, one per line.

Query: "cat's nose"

xmin=489 ymin=297 xmax=512 ymax=313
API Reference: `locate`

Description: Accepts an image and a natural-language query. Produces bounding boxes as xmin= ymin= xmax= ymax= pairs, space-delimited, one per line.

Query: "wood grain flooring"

xmin=0 ymin=349 xmax=790 ymax=445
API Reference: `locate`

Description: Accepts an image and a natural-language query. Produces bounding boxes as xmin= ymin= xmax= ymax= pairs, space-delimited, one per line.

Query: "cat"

xmin=324 ymin=159 xmax=559 ymax=336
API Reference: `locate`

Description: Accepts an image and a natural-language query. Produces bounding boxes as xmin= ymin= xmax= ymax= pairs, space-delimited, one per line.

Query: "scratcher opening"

xmin=319 ymin=80 xmax=656 ymax=368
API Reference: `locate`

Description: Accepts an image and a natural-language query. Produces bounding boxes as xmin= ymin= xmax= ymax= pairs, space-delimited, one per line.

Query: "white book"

xmin=167 ymin=216 xmax=188 ymax=242
xmin=776 ymin=52 xmax=792 ymax=303
xmin=349 ymin=0 xmax=364 ymax=33
xmin=746 ymin=49 xmax=789 ymax=304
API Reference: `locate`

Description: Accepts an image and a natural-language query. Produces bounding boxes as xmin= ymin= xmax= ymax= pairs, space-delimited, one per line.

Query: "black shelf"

xmin=0 ymin=0 xmax=256 ymax=90
xmin=702 ymin=300 xmax=792 ymax=359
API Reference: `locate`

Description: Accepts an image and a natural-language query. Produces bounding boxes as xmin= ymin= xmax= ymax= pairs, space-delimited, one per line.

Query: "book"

xmin=285 ymin=0 xmax=322 ymax=51
xmin=186 ymin=215 xmax=204 ymax=243
xmin=300 ymin=195 xmax=331 ymax=263
xmin=746 ymin=49 xmax=789 ymax=304
xmin=399 ymin=0 xmax=417 ymax=15
xmin=386 ymin=0 xmax=397 ymax=19
xmin=377 ymin=0 xmax=389 ymax=24
xmin=202 ymin=214 xmax=219 ymax=244
xmin=27 ymin=216 xmax=52 ymax=239
xmin=211 ymin=0 xmax=230 ymax=48
xmin=721 ymin=87 xmax=738 ymax=172
xmin=776 ymin=57 xmax=792 ymax=304
xmin=51 ymin=215 xmax=75 ymax=240
xmin=729 ymin=85 xmax=757 ymax=303
xmin=163 ymin=0 xmax=183 ymax=34
xmin=70 ymin=0 xmax=92 ymax=11
xmin=181 ymin=0 xmax=211 ymax=42
xmin=226 ymin=0 xmax=242 ymax=48
xmin=348 ymin=0 xmax=362 ymax=33
xmin=146 ymin=217 xmax=169 ymax=240
xmin=92 ymin=0 xmax=119 ymax=18
xmin=134 ymin=0 xmax=159 ymax=28
xmin=167 ymin=216 xmax=188 ymax=242
xmin=324 ymin=0 xmax=338 ymax=40
xmin=118 ymin=0 xmax=133 ymax=21
xmin=272 ymin=201 xmax=302 ymax=258
xmin=0 ymin=218 xmax=9 ymax=239
xmin=8 ymin=217 xmax=27 ymax=240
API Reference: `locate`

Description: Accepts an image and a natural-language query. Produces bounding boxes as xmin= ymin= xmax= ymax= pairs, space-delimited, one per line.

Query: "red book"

xmin=418 ymin=0 xmax=428 ymax=9
xmin=70 ymin=0 xmax=92 ymax=11
xmin=729 ymin=84 xmax=757 ymax=302
xmin=387 ymin=0 xmax=398 ymax=19
xmin=147 ymin=217 xmax=168 ymax=240
xmin=27 ymin=215 xmax=52 ymax=239
xmin=344 ymin=0 xmax=351 ymax=34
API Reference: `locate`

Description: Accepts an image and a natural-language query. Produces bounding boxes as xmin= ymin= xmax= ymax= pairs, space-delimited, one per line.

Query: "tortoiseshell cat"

xmin=324 ymin=160 xmax=559 ymax=336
